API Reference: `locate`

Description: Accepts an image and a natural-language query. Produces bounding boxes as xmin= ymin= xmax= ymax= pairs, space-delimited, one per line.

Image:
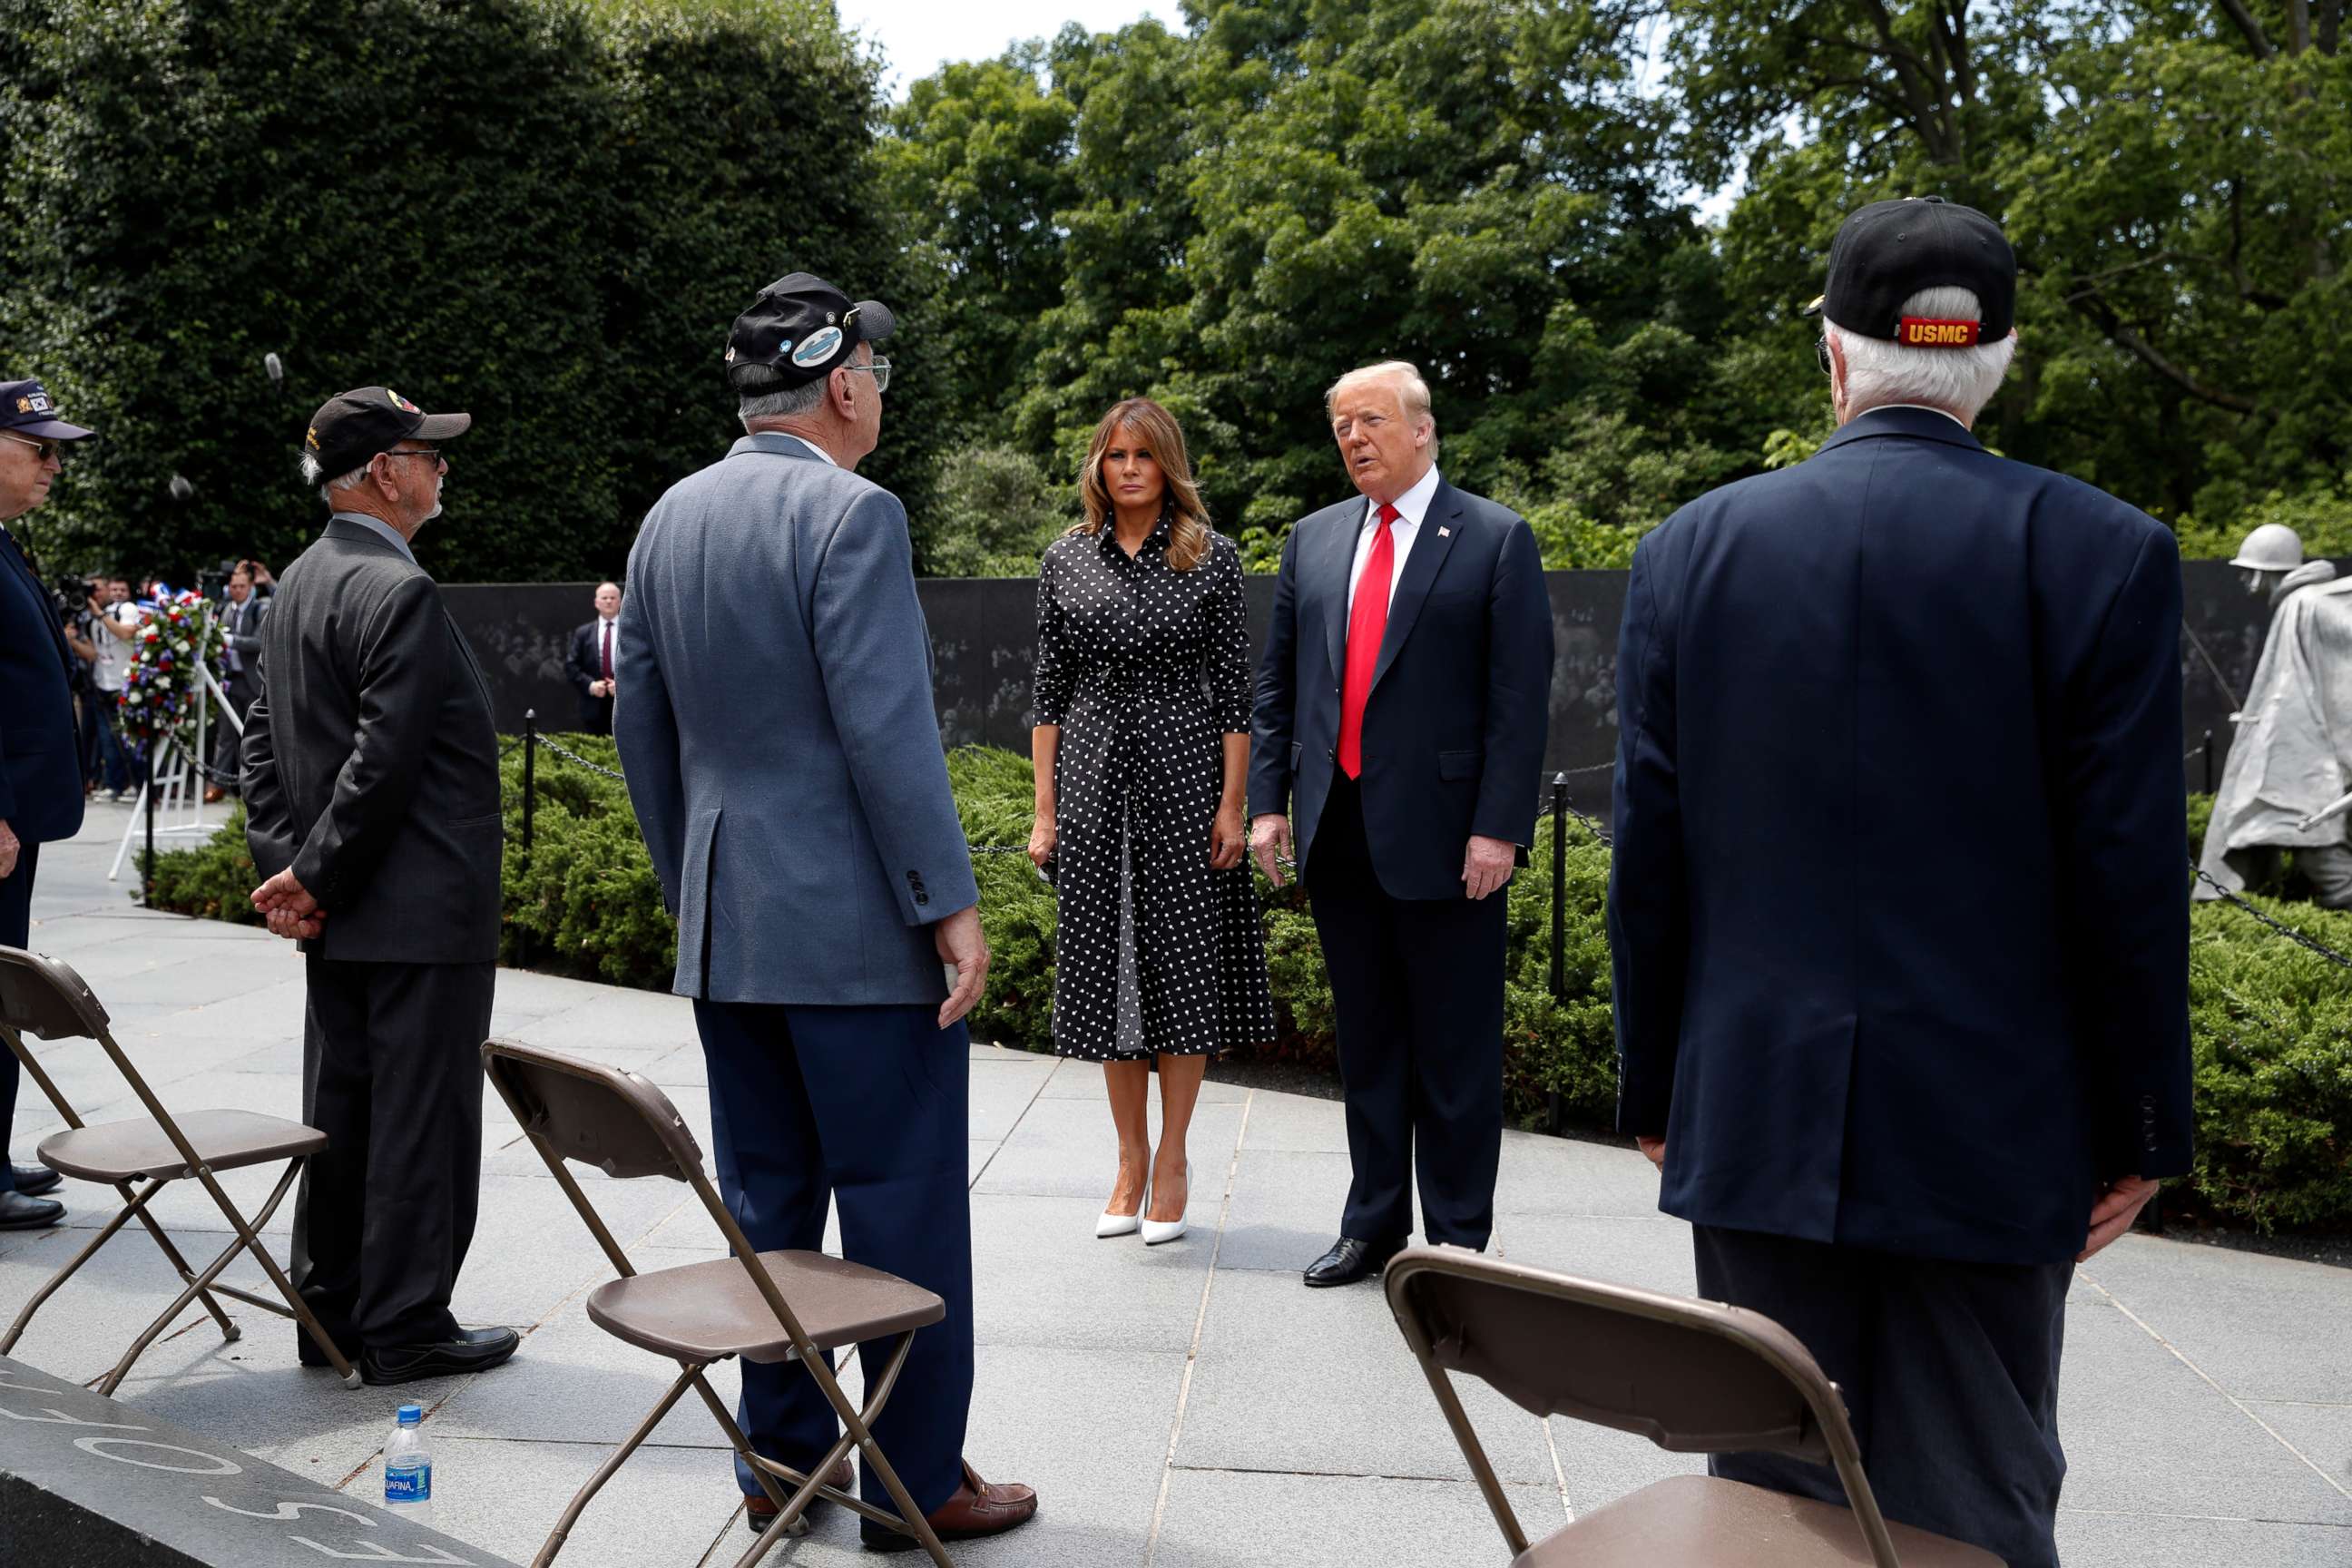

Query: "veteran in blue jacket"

xmin=1609 ymin=199 xmax=2193 ymax=1567
xmin=0 ymin=378 xmax=94 ymax=1231
xmin=614 ymin=273 xmax=1035 ymax=1553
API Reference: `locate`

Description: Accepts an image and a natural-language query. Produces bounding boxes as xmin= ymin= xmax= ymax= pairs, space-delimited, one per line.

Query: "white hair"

xmin=1827 ymin=286 xmax=2016 ymax=423
xmin=738 ymin=377 xmax=828 ymax=426
xmin=1326 ymin=359 xmax=1440 ymax=459
xmin=298 ymin=449 xmax=371 ymax=506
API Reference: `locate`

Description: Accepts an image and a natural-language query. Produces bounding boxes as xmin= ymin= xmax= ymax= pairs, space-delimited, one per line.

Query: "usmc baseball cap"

xmin=1802 ymin=196 xmax=2015 ymax=348
xmin=304 ymin=387 xmax=471 ymax=475
xmin=724 ymin=272 xmax=897 ymax=389
xmin=0 ymin=378 xmax=95 ymax=442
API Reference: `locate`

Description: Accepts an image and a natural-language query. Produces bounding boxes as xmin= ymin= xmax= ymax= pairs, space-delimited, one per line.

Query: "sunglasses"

xmin=1 ymin=432 xmax=64 ymax=463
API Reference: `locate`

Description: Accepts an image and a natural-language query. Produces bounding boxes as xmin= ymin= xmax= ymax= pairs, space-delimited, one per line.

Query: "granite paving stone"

xmin=970 ymin=1094 xmax=1243 ymax=1201
xmin=2053 ymin=1510 xmax=2352 ymax=1567
xmin=1151 ymin=1470 xmax=1563 ymax=1568
xmin=2080 ymin=1236 xmax=2352 ymax=1403
xmin=2240 ymin=1401 xmax=2352 ymax=1504
xmin=968 ymin=1193 xmax=1212 ymax=1351
xmin=1215 ymin=1147 xmax=1356 ymax=1273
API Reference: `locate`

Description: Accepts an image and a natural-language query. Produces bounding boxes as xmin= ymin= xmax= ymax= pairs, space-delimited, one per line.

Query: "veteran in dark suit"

xmin=242 ymin=387 xmax=517 ymax=1386
xmin=616 ymin=273 xmax=1034 ymax=1549
xmin=1249 ymin=359 xmax=1554 ymax=1288
xmin=0 ymin=377 xmax=93 ymax=1230
xmin=563 ymin=582 xmax=622 ymax=734
xmin=1609 ymin=199 xmax=2193 ymax=1568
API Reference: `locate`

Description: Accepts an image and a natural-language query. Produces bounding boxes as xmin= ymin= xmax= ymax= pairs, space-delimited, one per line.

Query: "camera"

xmin=196 ymin=558 xmax=237 ymax=599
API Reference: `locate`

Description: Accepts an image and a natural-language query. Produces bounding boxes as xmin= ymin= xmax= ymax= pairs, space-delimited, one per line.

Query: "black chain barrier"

xmin=2191 ymin=865 xmax=2352 ymax=970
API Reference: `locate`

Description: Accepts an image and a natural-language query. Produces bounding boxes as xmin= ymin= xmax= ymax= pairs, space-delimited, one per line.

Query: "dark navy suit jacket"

xmin=1609 ymin=407 xmax=2193 ymax=1267
xmin=0 ymin=526 xmax=85 ymax=845
xmin=1250 ymin=476 xmax=1553 ymax=897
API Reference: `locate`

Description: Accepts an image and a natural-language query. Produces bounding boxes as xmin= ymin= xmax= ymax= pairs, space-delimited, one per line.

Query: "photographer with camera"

xmin=0 ymin=376 xmax=96 ymax=1229
xmin=84 ymin=576 xmax=143 ymax=802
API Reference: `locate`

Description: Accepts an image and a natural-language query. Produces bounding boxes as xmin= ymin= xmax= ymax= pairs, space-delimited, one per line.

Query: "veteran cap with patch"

xmin=0 ymin=378 xmax=95 ymax=443
xmin=304 ymin=386 xmax=471 ymax=477
xmin=1802 ymin=196 xmax=2015 ymax=348
xmin=725 ymin=272 xmax=897 ymax=388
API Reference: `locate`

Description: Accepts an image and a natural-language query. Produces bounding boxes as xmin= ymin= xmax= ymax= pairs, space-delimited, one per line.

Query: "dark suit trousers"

xmin=695 ymin=999 xmax=973 ymax=1517
xmin=293 ymin=955 xmax=494 ymax=1348
xmin=0 ymin=842 xmax=37 ymax=1192
xmin=1693 ymin=1225 xmax=2071 ymax=1568
xmin=576 ymin=695 xmax=613 ymax=736
xmin=1306 ymin=774 xmax=1504 ymax=1247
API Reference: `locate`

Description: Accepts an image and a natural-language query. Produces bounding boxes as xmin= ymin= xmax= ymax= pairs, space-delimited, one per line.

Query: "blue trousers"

xmin=1693 ymin=1224 xmax=2071 ymax=1568
xmin=694 ymin=999 xmax=973 ymax=1516
xmin=0 ymin=841 xmax=37 ymax=1194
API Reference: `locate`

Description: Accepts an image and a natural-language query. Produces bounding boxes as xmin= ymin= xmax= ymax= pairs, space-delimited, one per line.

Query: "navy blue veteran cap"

xmin=725 ymin=272 xmax=897 ymax=389
xmin=0 ymin=379 xmax=95 ymax=442
xmin=304 ymin=386 xmax=471 ymax=476
xmin=1802 ymin=196 xmax=2015 ymax=348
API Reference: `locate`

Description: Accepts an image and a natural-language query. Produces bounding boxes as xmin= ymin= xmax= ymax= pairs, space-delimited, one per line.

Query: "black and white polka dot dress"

xmin=1031 ymin=513 xmax=1277 ymax=1061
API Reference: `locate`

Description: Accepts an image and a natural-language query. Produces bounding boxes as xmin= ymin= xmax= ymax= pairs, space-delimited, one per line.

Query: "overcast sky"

xmin=839 ymin=0 xmax=1179 ymax=93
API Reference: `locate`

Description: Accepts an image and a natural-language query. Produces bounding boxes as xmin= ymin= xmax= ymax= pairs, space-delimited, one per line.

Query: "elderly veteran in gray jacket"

xmin=614 ymin=271 xmax=1036 ymax=1552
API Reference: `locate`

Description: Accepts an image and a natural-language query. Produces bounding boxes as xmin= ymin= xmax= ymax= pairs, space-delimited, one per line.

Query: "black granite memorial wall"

xmin=443 ymin=559 xmax=2326 ymax=813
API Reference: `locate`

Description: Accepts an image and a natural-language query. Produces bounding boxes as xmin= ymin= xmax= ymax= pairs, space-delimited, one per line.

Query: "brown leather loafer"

xmin=744 ymin=1455 xmax=855 ymax=1534
xmin=860 ymin=1460 xmax=1037 ymax=1552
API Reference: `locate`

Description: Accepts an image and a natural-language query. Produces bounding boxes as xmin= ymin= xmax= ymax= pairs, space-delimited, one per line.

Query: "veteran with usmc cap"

xmin=614 ymin=273 xmax=1035 ymax=1553
xmin=1609 ymin=198 xmax=2192 ymax=1566
xmin=0 ymin=378 xmax=94 ymax=1230
xmin=239 ymin=386 xmax=520 ymax=1384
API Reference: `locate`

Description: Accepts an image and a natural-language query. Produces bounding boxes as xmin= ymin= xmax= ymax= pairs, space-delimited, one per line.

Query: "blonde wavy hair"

xmin=1073 ymin=397 xmax=1212 ymax=572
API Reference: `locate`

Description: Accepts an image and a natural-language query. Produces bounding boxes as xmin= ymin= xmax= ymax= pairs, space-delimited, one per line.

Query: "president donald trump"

xmin=1250 ymin=360 xmax=1554 ymax=1288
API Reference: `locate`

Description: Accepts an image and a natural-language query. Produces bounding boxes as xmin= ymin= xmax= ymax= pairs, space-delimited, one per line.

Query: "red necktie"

xmin=599 ymin=621 xmax=613 ymax=682
xmin=1338 ymin=504 xmax=1399 ymax=779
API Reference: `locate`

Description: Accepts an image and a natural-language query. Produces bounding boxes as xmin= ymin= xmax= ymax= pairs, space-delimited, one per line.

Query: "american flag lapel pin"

xmin=1438 ymin=526 xmax=1451 ymax=537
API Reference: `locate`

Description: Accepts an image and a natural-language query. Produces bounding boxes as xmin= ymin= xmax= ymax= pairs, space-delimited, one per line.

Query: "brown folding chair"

xmin=1384 ymin=1247 xmax=2002 ymax=1567
xmin=481 ymin=1039 xmax=953 ymax=1568
xmin=0 ymin=946 xmax=359 ymax=1393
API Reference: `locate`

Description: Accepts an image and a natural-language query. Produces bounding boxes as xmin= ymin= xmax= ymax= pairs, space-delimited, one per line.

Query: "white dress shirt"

xmin=595 ymin=614 xmax=620 ymax=682
xmin=1346 ymin=463 xmax=1444 ymax=613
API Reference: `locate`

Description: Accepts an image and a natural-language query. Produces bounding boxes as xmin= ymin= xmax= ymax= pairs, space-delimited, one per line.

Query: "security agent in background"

xmin=1609 ymin=198 xmax=2193 ymax=1567
xmin=207 ymin=564 xmax=270 ymax=800
xmin=240 ymin=387 xmax=519 ymax=1385
xmin=0 ymin=377 xmax=94 ymax=1230
xmin=563 ymin=581 xmax=622 ymax=734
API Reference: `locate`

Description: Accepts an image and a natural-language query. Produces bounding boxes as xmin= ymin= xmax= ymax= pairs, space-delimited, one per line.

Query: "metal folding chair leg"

xmin=0 ymin=1175 xmax=167 ymax=1355
xmin=121 ymin=1182 xmax=240 ymax=1340
xmin=734 ymin=1332 xmax=950 ymax=1568
xmin=529 ymin=1363 xmax=710 ymax=1568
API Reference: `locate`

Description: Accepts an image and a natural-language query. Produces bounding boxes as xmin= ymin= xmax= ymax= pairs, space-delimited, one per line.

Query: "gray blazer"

xmin=615 ymin=432 xmax=976 ymax=1004
xmin=241 ymin=519 xmax=503 ymax=965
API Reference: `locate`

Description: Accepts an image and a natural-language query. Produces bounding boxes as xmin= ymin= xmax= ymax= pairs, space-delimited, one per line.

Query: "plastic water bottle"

xmin=384 ymin=1403 xmax=434 ymax=1523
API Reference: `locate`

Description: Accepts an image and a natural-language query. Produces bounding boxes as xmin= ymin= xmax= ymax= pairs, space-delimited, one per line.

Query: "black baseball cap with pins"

xmin=304 ymin=387 xmax=471 ymax=477
xmin=1801 ymin=196 xmax=2016 ymax=348
xmin=725 ymin=272 xmax=897 ymax=389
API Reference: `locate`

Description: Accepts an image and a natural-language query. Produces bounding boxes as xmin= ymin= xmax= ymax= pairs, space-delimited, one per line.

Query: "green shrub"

xmin=144 ymin=746 xmax=2352 ymax=1231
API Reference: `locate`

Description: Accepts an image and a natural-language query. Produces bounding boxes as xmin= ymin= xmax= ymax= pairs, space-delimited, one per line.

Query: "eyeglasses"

xmin=1815 ymin=338 xmax=1834 ymax=377
xmin=841 ymin=357 xmax=892 ymax=394
xmin=1 ymin=432 xmax=64 ymax=463
xmin=379 ymin=447 xmax=445 ymax=467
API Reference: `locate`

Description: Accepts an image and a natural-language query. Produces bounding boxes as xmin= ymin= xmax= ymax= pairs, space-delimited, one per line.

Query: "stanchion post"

xmin=2201 ymin=729 xmax=2214 ymax=795
xmin=520 ymin=710 xmax=537 ymax=967
xmin=141 ymin=747 xmax=156 ymax=906
xmin=1546 ymin=772 xmax=1567 ymax=1136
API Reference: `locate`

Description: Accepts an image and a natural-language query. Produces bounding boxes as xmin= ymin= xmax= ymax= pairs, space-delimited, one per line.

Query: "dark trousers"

xmin=694 ymin=999 xmax=973 ymax=1516
xmin=1305 ymin=774 xmax=1505 ymax=1248
xmin=1693 ymin=1224 xmax=2072 ymax=1568
xmin=92 ymin=701 xmax=130 ymax=794
xmin=0 ymin=842 xmax=38 ymax=1194
xmin=575 ymin=695 xmax=613 ymax=736
xmin=292 ymin=956 xmax=494 ymax=1348
xmin=210 ymin=673 xmax=253 ymax=793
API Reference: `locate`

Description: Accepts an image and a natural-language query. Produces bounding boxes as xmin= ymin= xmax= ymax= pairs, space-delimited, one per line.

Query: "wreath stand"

xmin=109 ymin=603 xmax=243 ymax=887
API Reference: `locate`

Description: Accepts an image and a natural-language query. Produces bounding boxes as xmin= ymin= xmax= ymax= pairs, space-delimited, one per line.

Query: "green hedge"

xmin=147 ymin=750 xmax=2352 ymax=1231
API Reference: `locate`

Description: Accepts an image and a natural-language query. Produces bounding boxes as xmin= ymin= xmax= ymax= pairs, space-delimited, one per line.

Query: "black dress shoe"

xmin=0 ymin=1190 xmax=64 ymax=1230
xmin=359 ymin=1327 xmax=520 ymax=1386
xmin=1303 ymin=1235 xmax=1406 ymax=1288
xmin=9 ymin=1164 xmax=62 ymax=1198
xmin=297 ymin=1328 xmax=357 ymax=1369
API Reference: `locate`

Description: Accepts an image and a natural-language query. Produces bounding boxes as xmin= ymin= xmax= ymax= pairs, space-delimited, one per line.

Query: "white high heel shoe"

xmin=1096 ymin=1153 xmax=1151 ymax=1239
xmin=1141 ymin=1161 xmax=1191 ymax=1246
